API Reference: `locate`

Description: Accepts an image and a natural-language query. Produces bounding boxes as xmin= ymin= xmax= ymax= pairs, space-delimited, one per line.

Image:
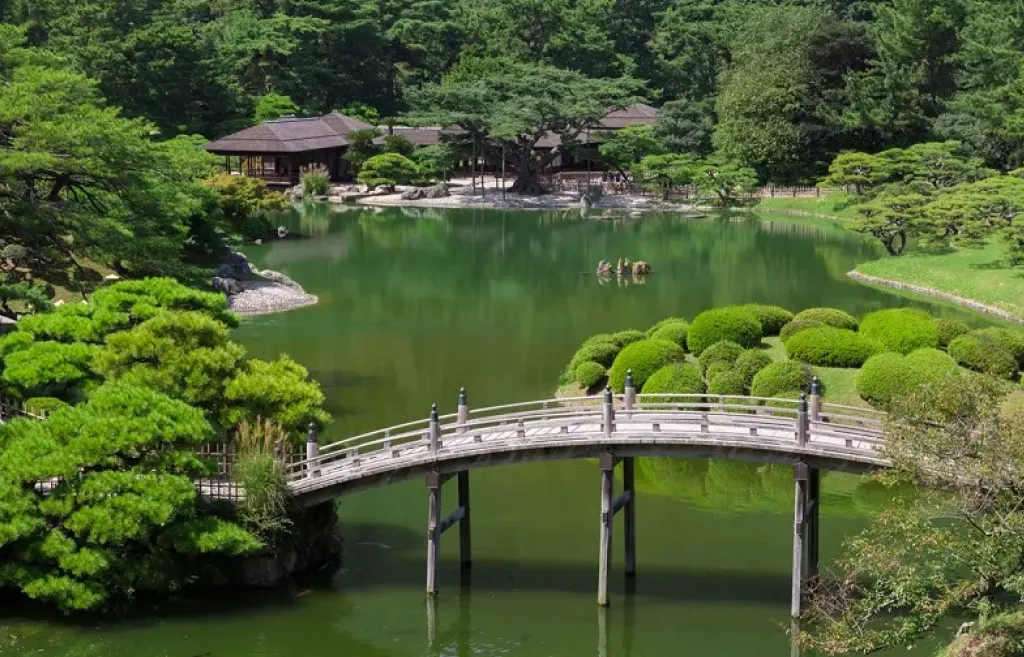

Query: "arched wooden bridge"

xmin=286 ymin=374 xmax=889 ymax=617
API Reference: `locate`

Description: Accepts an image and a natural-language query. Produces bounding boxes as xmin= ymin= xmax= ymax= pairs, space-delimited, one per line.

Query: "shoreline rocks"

xmin=212 ymin=251 xmax=318 ymax=316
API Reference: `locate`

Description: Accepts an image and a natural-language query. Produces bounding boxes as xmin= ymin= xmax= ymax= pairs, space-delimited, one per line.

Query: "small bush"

xmin=608 ymin=339 xmax=686 ymax=392
xmin=855 ymin=348 xmax=958 ymax=406
xmin=948 ymin=334 xmax=1018 ymax=380
xmin=235 ymin=418 xmax=292 ymax=541
xmin=708 ymin=369 xmax=746 ymax=395
xmin=646 ymin=317 xmax=688 ymax=337
xmin=936 ymin=317 xmax=970 ymax=348
xmin=750 ymin=361 xmax=812 ymax=398
xmin=780 ymin=318 xmax=824 ymax=342
xmin=699 ymin=340 xmax=744 ymax=374
xmin=741 ymin=304 xmax=794 ymax=336
xmin=704 ymin=361 xmax=732 ymax=383
xmin=687 ymin=307 xmax=762 ymax=355
xmin=574 ymin=361 xmax=606 ymax=388
xmin=649 ymin=321 xmax=688 ymax=349
xmin=733 ymin=350 xmax=773 ymax=385
xmin=785 ymin=327 xmax=883 ymax=367
xmin=300 ymin=164 xmax=331 ymax=196
xmin=971 ymin=328 xmax=1024 ymax=366
xmin=612 ymin=329 xmax=646 ymax=347
xmin=858 ymin=308 xmax=939 ymax=354
xmin=641 ymin=363 xmax=704 ymax=398
xmin=793 ymin=307 xmax=858 ymax=331
xmin=569 ymin=341 xmax=620 ymax=369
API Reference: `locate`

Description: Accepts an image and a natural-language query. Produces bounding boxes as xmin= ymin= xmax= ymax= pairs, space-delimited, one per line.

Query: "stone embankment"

xmin=213 ymin=252 xmax=317 ymax=316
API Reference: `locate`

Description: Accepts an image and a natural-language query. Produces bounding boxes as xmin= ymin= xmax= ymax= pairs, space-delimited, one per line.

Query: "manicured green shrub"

xmin=936 ymin=317 xmax=970 ymax=348
xmin=858 ymin=308 xmax=939 ymax=354
xmin=785 ymin=327 xmax=883 ymax=367
xmin=733 ymin=350 xmax=773 ymax=385
xmin=948 ymin=334 xmax=1018 ymax=380
xmin=608 ymin=339 xmax=686 ymax=392
xmin=699 ymin=340 xmax=744 ymax=374
xmin=971 ymin=328 xmax=1024 ymax=366
xmin=855 ymin=349 xmax=958 ymax=406
xmin=574 ymin=361 xmax=606 ymax=388
xmin=750 ymin=361 xmax=812 ymax=398
xmin=646 ymin=317 xmax=688 ymax=337
xmin=793 ymin=307 xmax=858 ymax=331
xmin=779 ymin=318 xmax=824 ymax=342
xmin=642 ymin=363 xmax=704 ymax=397
xmin=708 ymin=369 xmax=746 ymax=395
xmin=611 ymin=329 xmax=646 ymax=347
xmin=649 ymin=321 xmax=688 ymax=349
xmin=569 ymin=341 xmax=620 ymax=369
xmin=741 ymin=304 xmax=794 ymax=336
xmin=704 ymin=361 xmax=732 ymax=383
xmin=687 ymin=307 xmax=762 ymax=355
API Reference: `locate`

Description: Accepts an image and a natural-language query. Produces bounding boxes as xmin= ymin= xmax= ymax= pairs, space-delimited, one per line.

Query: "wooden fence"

xmin=548 ymin=172 xmax=835 ymax=199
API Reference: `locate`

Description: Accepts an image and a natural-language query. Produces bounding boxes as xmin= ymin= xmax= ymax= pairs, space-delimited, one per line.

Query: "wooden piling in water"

xmin=598 ymin=452 xmax=615 ymax=607
xmin=427 ymin=469 xmax=441 ymax=598
xmin=623 ymin=456 xmax=636 ymax=577
xmin=791 ymin=461 xmax=808 ymax=618
xmin=458 ymin=470 xmax=471 ymax=570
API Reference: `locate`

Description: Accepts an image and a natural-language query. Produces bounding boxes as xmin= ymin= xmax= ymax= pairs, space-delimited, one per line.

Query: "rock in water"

xmin=286 ymin=185 xmax=304 ymax=202
xmin=277 ymin=225 xmax=289 ymax=239
xmin=633 ymin=261 xmax=651 ymax=275
xmin=212 ymin=276 xmax=242 ymax=296
xmin=259 ymin=269 xmax=301 ymax=289
xmin=226 ymin=251 xmax=254 ymax=276
xmin=424 ymin=182 xmax=450 ymax=198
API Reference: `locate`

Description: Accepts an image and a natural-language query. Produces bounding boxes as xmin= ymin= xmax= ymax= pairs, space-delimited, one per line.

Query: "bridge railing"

xmin=285 ymin=390 xmax=888 ymax=484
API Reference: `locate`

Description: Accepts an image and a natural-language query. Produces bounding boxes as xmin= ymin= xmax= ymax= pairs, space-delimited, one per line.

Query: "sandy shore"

xmin=357 ymin=178 xmax=701 ymax=212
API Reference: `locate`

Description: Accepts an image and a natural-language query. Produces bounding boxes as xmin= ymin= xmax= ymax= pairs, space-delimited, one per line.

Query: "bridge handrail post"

xmin=603 ymin=386 xmax=614 ymax=439
xmin=457 ymin=387 xmax=468 ymax=430
xmin=429 ymin=404 xmax=440 ymax=454
xmin=624 ymin=370 xmax=635 ymax=414
xmin=797 ymin=394 xmax=808 ymax=447
xmin=306 ymin=421 xmax=320 ymax=479
xmin=810 ymin=376 xmax=822 ymax=423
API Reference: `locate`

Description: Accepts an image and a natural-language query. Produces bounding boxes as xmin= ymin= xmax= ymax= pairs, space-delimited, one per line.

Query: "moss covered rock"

xmin=608 ymin=339 xmax=686 ymax=392
xmin=785 ymin=327 xmax=883 ymax=367
xmin=858 ymin=308 xmax=940 ymax=354
xmin=687 ymin=307 xmax=762 ymax=355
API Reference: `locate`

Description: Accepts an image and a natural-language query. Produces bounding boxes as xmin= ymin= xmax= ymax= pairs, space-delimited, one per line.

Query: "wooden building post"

xmin=623 ymin=456 xmax=637 ymax=577
xmin=427 ymin=469 xmax=442 ymax=598
xmin=598 ymin=452 xmax=615 ymax=607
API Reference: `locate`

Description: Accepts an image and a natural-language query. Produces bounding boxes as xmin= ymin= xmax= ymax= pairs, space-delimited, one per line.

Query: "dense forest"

xmin=3 ymin=0 xmax=1024 ymax=184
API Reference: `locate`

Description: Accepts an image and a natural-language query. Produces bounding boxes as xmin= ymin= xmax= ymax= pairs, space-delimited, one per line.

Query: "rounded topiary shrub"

xmin=608 ymin=339 xmax=686 ymax=392
xmin=936 ymin=317 xmax=970 ymax=348
xmin=858 ymin=308 xmax=939 ymax=354
xmin=741 ymin=304 xmax=794 ymax=337
xmin=948 ymin=334 xmax=1018 ymax=380
xmin=793 ymin=307 xmax=858 ymax=331
xmin=751 ymin=361 xmax=812 ymax=399
xmin=649 ymin=321 xmax=688 ymax=350
xmin=569 ymin=341 xmax=620 ymax=369
xmin=855 ymin=349 xmax=958 ymax=406
xmin=704 ymin=361 xmax=732 ymax=384
xmin=970 ymin=328 xmax=1024 ymax=366
xmin=708 ymin=369 xmax=746 ymax=395
xmin=780 ymin=318 xmax=824 ymax=343
xmin=611 ymin=329 xmax=646 ymax=348
xmin=687 ymin=307 xmax=762 ymax=355
xmin=646 ymin=317 xmax=688 ymax=337
xmin=574 ymin=361 xmax=606 ymax=389
xmin=699 ymin=340 xmax=744 ymax=374
xmin=785 ymin=327 xmax=883 ymax=368
xmin=734 ymin=350 xmax=773 ymax=385
xmin=641 ymin=363 xmax=704 ymax=398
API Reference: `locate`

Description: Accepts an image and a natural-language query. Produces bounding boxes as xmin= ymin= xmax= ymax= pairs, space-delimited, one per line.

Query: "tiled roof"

xmin=599 ymin=103 xmax=659 ymax=129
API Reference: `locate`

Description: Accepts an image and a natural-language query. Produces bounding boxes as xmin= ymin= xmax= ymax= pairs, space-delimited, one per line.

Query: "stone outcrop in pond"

xmin=212 ymin=251 xmax=317 ymax=316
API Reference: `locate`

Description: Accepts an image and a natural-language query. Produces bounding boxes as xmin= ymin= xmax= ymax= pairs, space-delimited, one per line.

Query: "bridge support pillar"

xmin=791 ymin=462 xmax=808 ymax=619
xmin=623 ymin=456 xmax=636 ymax=577
xmin=458 ymin=470 xmax=471 ymax=570
xmin=598 ymin=453 xmax=614 ymax=607
xmin=427 ymin=470 xmax=442 ymax=598
xmin=807 ymin=467 xmax=820 ymax=581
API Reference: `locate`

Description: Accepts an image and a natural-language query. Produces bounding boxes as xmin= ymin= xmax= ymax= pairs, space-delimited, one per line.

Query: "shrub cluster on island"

xmin=559 ymin=303 xmax=1024 ymax=411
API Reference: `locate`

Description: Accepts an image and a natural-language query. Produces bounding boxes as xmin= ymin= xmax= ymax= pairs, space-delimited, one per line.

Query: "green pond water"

xmin=3 ymin=206 xmax=981 ymax=657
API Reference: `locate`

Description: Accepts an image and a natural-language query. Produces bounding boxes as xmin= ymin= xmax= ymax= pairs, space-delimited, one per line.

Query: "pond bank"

xmin=848 ymin=270 xmax=1023 ymax=324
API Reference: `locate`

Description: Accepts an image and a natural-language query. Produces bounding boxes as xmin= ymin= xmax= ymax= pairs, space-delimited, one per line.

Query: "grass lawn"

xmin=750 ymin=194 xmax=861 ymax=222
xmin=855 ymin=241 xmax=1024 ymax=322
xmin=761 ymin=337 xmax=866 ymax=407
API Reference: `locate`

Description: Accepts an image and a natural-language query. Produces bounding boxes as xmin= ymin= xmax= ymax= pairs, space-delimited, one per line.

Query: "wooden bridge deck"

xmin=286 ymin=392 xmax=887 ymax=506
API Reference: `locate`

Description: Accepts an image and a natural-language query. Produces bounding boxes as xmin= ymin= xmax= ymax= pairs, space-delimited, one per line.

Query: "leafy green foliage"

xmin=640 ymin=363 xmax=704 ymax=399
xmin=574 ymin=361 xmax=606 ymax=389
xmin=253 ymin=94 xmax=300 ymax=123
xmin=855 ymin=349 xmax=959 ymax=406
xmin=0 ymin=384 xmax=261 ymax=612
xmin=646 ymin=317 xmax=688 ymax=337
xmin=632 ymin=154 xmax=697 ymax=197
xmin=779 ymin=318 xmax=824 ymax=342
xmin=233 ymin=418 xmax=292 ymax=541
xmin=936 ymin=317 xmax=971 ymax=349
xmin=357 ymin=153 xmax=419 ymax=190
xmin=948 ymin=333 xmax=1019 ymax=379
xmin=858 ymin=308 xmax=940 ymax=354
xmin=201 ymin=174 xmax=289 ymax=240
xmin=687 ymin=307 xmax=762 ymax=355
xmin=607 ymin=339 xmax=685 ymax=393
xmin=792 ymin=308 xmax=858 ymax=331
xmin=750 ymin=361 xmax=812 ymax=399
xmin=648 ymin=321 xmax=688 ymax=350
xmin=611 ymin=330 xmax=646 ymax=347
xmin=698 ymin=340 xmax=744 ymax=375
xmin=740 ymin=305 xmax=793 ymax=337
xmin=708 ymin=369 xmax=745 ymax=396
xmin=301 ymin=165 xmax=332 ymax=196
xmin=733 ymin=350 xmax=773 ymax=386
xmin=785 ymin=327 xmax=883 ymax=368
xmin=596 ymin=124 xmax=665 ymax=179
xmin=569 ymin=340 xmax=620 ymax=370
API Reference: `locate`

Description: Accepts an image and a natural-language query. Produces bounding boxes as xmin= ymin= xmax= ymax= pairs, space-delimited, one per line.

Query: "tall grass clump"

xmin=235 ymin=417 xmax=292 ymax=540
